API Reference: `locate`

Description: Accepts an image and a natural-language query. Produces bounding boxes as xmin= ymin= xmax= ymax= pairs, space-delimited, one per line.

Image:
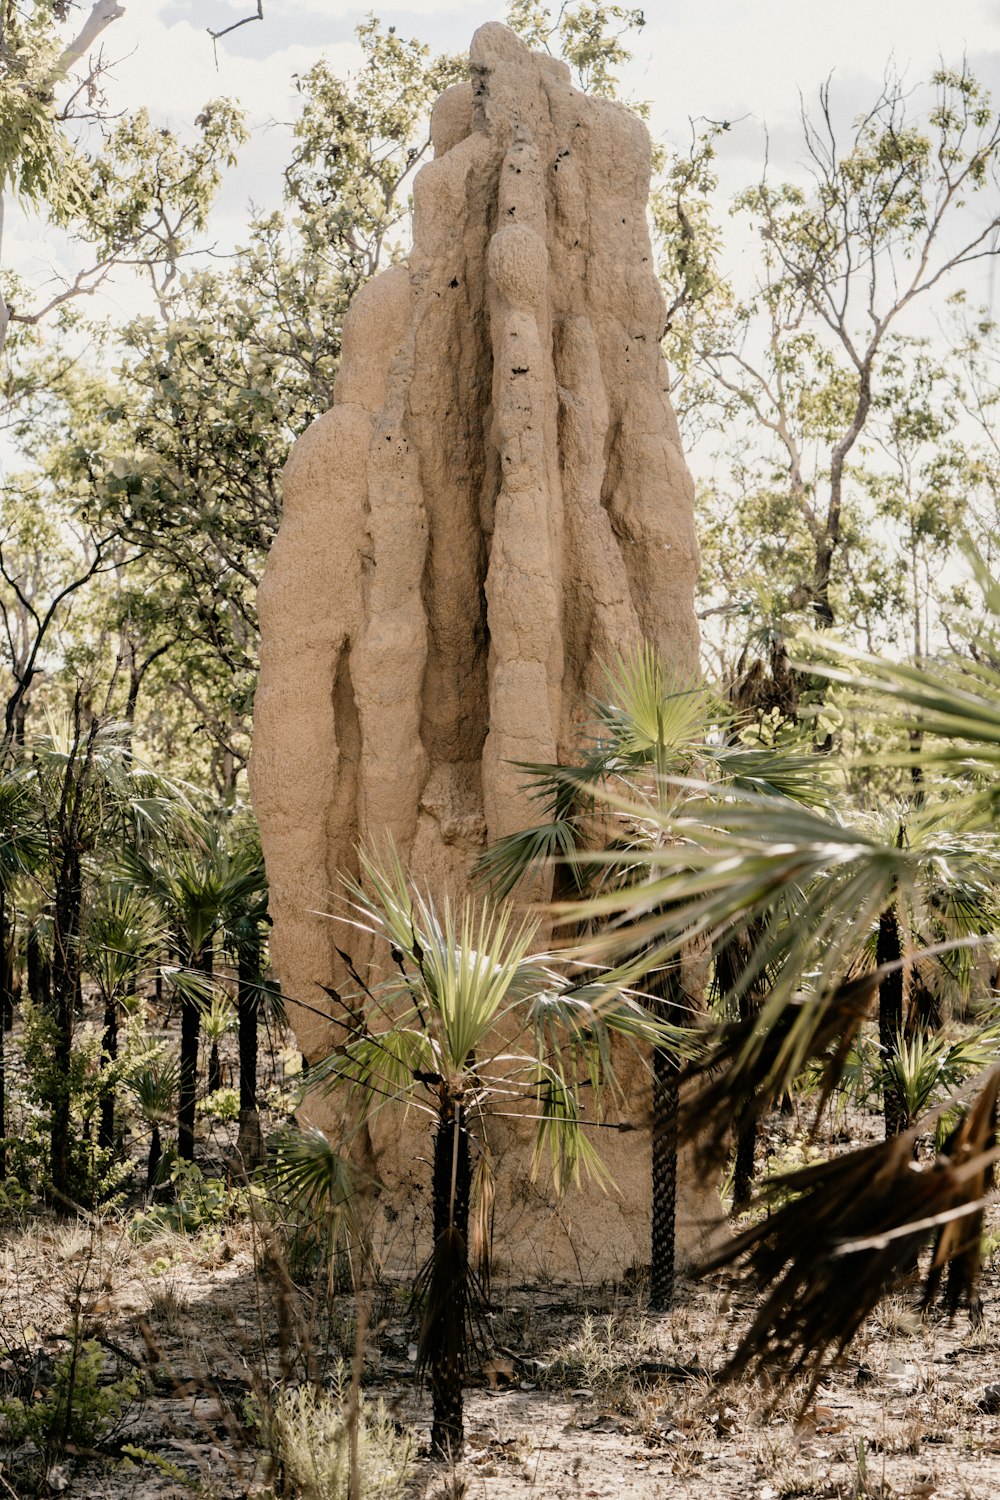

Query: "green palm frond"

xmin=312 ymin=1028 xmax=438 ymax=1118
xmin=129 ymin=1058 xmax=180 ymax=1122
xmin=703 ymin=744 xmax=829 ymax=805
xmin=593 ymin=643 xmax=707 ymax=771
xmin=270 ymin=1127 xmax=365 ymax=1258
xmin=84 ymin=881 xmax=165 ymax=1002
xmin=0 ymin=767 xmax=44 ymax=889
xmin=474 ymin=818 xmax=590 ymax=900
xmin=347 ymin=850 xmax=545 ymax=1074
xmin=159 ymin=964 xmax=217 ymax=1009
xmin=880 ymin=1022 xmax=1000 ymax=1128
xmin=530 ymin=1062 xmax=614 ymax=1195
xmin=200 ymin=992 xmax=236 ymax=1042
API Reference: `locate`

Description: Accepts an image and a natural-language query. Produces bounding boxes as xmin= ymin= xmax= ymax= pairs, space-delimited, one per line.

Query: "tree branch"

xmin=208 ymin=2 xmax=263 ymax=42
xmin=53 ymin=1 xmax=125 ymax=85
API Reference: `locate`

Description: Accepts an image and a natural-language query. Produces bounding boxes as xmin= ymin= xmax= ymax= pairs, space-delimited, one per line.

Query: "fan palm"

xmin=477 ymin=643 xmax=823 ymax=1304
xmin=129 ymin=1058 xmax=181 ymax=1189
xmin=29 ymin=714 xmax=179 ymax=1202
xmin=559 ymin=619 xmax=1000 ymax=1389
xmin=0 ymin=765 xmax=43 ymax=1175
xmin=215 ymin=819 xmax=268 ymax=1169
xmin=309 ymin=848 xmax=680 ymax=1458
xmin=125 ymin=815 xmax=265 ymax=1161
xmin=84 ymin=881 xmax=166 ymax=1151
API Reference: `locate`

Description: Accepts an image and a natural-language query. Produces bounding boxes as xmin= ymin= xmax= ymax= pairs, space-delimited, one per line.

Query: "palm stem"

xmin=878 ymin=903 xmax=905 ymax=1139
xmin=649 ymin=961 xmax=681 ymax=1310
xmin=427 ymin=1092 xmax=471 ymax=1457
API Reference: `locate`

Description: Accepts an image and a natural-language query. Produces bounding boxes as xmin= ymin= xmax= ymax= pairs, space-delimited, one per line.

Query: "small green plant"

xmin=200 ymin=1084 xmax=240 ymax=1121
xmin=878 ymin=1022 xmax=1000 ymax=1132
xmin=0 ymin=1338 xmax=146 ymax=1454
xmin=546 ymin=1311 xmax=650 ymax=1394
xmin=129 ymin=1159 xmax=243 ymax=1238
xmin=271 ymin=1365 xmax=413 ymax=1500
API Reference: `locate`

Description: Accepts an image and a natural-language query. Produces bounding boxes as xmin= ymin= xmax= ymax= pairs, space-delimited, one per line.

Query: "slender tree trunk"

xmin=98 ymin=996 xmax=118 ymax=1152
xmin=649 ymin=959 xmax=682 ymax=1310
xmin=147 ymin=1122 xmax=162 ymax=1190
xmin=235 ymin=933 xmax=264 ymax=1168
xmin=27 ymin=923 xmax=51 ymax=1008
xmin=732 ymin=986 xmax=758 ymax=1214
xmin=426 ymin=1093 xmax=471 ymax=1458
xmin=878 ymin=902 xmax=905 ymax=1138
xmin=0 ymin=887 xmax=7 ymax=1177
xmin=178 ymin=944 xmax=211 ymax=1161
xmin=208 ymin=1039 xmax=222 ymax=1095
xmin=50 ymin=851 xmax=82 ymax=1205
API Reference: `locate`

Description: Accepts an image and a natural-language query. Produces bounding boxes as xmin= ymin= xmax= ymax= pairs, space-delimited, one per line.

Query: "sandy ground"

xmin=4 ymin=1207 xmax=1000 ymax=1500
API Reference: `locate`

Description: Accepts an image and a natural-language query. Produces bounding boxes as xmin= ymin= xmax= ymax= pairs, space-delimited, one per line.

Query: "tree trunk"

xmin=426 ymin=1093 xmax=471 ymax=1458
xmin=208 ymin=1039 xmax=222 ymax=1095
xmin=878 ymin=903 xmax=905 ymax=1138
xmin=732 ymin=1080 xmax=758 ymax=1214
xmin=27 ymin=923 xmax=51 ymax=1008
xmin=50 ymin=850 xmax=82 ymax=1206
xmin=649 ymin=959 xmax=682 ymax=1310
xmin=178 ymin=944 xmax=212 ymax=1161
xmin=97 ymin=995 xmax=118 ymax=1152
xmin=235 ymin=935 xmax=264 ymax=1169
xmin=147 ymin=1122 xmax=162 ymax=1190
xmin=0 ymin=887 xmax=7 ymax=1177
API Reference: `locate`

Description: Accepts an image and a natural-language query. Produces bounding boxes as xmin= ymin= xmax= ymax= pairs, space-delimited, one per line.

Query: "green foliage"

xmin=271 ymin=1367 xmax=413 ymax=1500
xmin=13 ymin=1000 xmax=138 ymax=1205
xmin=0 ymin=1337 xmax=146 ymax=1453
xmin=129 ymin=1160 xmax=248 ymax=1239
xmin=506 ymin=0 xmax=645 ymax=96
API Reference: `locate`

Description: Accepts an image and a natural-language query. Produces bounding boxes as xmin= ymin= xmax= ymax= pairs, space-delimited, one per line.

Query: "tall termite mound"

xmin=250 ymin=23 xmax=712 ymax=1278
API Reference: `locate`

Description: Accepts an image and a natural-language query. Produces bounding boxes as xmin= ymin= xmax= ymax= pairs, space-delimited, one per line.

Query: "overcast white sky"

xmin=10 ymin=0 xmax=1000 ymax=323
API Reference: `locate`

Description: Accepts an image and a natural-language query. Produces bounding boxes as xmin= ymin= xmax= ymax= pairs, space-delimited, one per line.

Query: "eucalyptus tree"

xmin=300 ymin=849 xmax=677 ymax=1458
xmin=692 ymin=66 xmax=1000 ymax=637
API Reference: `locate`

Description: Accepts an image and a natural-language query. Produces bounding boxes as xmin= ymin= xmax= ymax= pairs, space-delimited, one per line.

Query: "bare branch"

xmin=52 ymin=1 xmax=125 ymax=85
xmin=208 ymin=2 xmax=263 ymax=43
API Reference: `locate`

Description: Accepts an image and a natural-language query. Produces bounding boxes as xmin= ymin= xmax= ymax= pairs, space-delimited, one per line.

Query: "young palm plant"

xmin=560 ymin=619 xmax=1000 ymax=1391
xmin=0 ymin=766 xmax=43 ymax=1175
xmin=84 ymin=881 xmax=165 ymax=1152
xmin=129 ymin=1058 xmax=181 ymax=1189
xmin=310 ymin=849 xmax=680 ymax=1458
xmin=216 ymin=821 xmax=269 ymax=1169
xmin=125 ymin=815 xmax=265 ymax=1161
xmin=477 ymin=643 xmax=823 ymax=1303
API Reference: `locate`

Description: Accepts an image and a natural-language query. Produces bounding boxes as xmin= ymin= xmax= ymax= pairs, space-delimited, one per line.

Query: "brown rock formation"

xmin=250 ymin=23 xmax=715 ymax=1278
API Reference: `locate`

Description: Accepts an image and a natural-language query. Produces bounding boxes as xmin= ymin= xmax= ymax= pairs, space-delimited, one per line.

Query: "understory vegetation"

xmin=4 ymin=2 xmax=1000 ymax=1497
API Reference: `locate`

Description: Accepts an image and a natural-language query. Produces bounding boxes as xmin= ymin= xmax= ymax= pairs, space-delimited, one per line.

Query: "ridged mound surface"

xmin=250 ymin=24 xmax=715 ymax=1278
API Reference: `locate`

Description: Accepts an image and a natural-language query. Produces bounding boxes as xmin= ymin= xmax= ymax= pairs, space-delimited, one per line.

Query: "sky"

xmin=9 ymin=0 xmax=1000 ymax=325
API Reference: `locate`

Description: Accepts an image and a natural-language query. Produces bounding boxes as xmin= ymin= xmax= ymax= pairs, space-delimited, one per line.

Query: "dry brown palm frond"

xmin=699 ymin=1064 xmax=1000 ymax=1402
xmin=924 ymin=1067 xmax=1000 ymax=1320
xmin=678 ymin=970 xmax=877 ymax=1166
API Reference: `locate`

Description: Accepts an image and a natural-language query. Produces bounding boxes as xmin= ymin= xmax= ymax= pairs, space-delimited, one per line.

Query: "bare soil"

xmin=3 ymin=1205 xmax=1000 ymax=1500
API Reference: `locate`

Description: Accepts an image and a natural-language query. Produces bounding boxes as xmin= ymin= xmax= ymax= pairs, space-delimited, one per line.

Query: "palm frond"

xmin=530 ymin=1062 xmax=614 ymax=1195
xmin=700 ymin=1068 xmax=1000 ymax=1398
xmin=270 ymin=1127 xmax=366 ymax=1260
